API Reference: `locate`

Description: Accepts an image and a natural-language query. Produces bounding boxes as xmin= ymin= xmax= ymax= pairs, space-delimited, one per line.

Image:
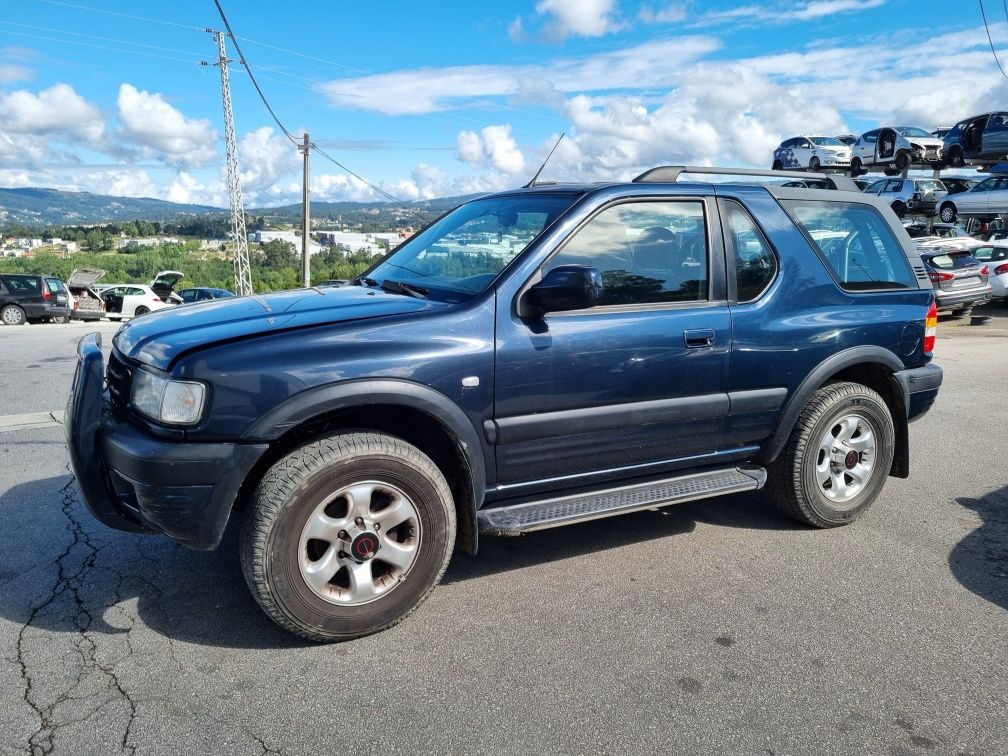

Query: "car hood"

xmin=114 ymin=285 xmax=448 ymax=370
xmin=906 ymin=136 xmax=943 ymax=148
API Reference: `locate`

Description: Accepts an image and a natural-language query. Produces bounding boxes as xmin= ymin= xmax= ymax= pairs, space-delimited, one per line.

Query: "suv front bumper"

xmin=66 ymin=333 xmax=268 ymax=550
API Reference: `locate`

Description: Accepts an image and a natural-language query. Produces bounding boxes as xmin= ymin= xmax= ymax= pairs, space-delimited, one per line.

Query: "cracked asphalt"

xmin=0 ymin=315 xmax=1006 ymax=756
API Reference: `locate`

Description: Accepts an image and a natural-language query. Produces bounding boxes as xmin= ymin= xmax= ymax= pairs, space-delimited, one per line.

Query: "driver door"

xmin=492 ymin=196 xmax=731 ymax=489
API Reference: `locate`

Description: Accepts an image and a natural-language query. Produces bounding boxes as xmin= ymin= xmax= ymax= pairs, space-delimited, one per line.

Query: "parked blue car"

xmin=67 ymin=166 xmax=942 ymax=641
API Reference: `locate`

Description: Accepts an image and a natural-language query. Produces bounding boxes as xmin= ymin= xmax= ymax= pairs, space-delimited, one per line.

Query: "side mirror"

xmin=519 ymin=265 xmax=603 ymax=319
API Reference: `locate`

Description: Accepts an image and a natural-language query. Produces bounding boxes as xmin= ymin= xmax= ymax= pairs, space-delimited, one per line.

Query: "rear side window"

xmin=45 ymin=278 xmax=66 ymax=293
xmin=722 ymin=201 xmax=777 ymax=301
xmin=782 ymin=200 xmax=918 ymax=291
xmin=3 ymin=275 xmax=40 ymax=293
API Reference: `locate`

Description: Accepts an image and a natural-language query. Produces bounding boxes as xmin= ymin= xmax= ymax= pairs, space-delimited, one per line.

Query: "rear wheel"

xmin=1 ymin=304 xmax=26 ymax=326
xmin=772 ymin=160 xmax=783 ymax=171
xmin=241 ymin=432 xmax=456 ymax=642
xmin=767 ymin=382 xmax=894 ymax=528
xmin=850 ymin=157 xmax=863 ymax=176
xmin=948 ymin=146 xmax=964 ymax=168
xmin=808 ymin=156 xmax=821 ymax=172
xmin=939 ymin=203 xmax=957 ymax=223
xmin=134 ymin=306 xmax=149 ymax=316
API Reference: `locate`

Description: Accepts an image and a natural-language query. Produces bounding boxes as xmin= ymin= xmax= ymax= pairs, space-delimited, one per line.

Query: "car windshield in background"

xmin=809 ymin=137 xmax=845 ymax=146
xmin=781 ymin=200 xmax=917 ymax=291
xmin=364 ymin=194 xmax=578 ymax=301
xmin=924 ymin=251 xmax=980 ymax=269
xmin=895 ymin=127 xmax=933 ymax=138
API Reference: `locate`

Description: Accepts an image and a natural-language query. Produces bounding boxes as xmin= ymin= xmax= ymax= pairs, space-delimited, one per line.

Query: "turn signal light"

xmin=923 ymin=300 xmax=937 ymax=355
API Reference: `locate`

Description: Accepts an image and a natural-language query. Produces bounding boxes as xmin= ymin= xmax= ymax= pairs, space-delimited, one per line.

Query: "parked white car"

xmin=100 ymin=284 xmax=171 ymax=320
xmin=772 ymin=136 xmax=851 ymax=171
xmin=850 ymin=126 xmax=944 ymax=174
xmin=972 ymin=244 xmax=1008 ymax=297
xmin=936 ymin=175 xmax=1008 ymax=223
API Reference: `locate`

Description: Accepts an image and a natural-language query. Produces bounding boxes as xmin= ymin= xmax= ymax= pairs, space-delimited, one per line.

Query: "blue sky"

xmin=1 ymin=0 xmax=1006 ymax=207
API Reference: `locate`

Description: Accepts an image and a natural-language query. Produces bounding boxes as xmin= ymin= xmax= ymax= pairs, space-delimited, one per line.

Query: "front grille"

xmin=106 ymin=350 xmax=134 ymax=415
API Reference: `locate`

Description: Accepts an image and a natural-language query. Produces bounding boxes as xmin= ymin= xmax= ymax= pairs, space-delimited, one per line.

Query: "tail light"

xmin=923 ymin=300 xmax=937 ymax=355
xmin=995 ymin=263 xmax=1008 ymax=275
xmin=73 ymin=300 xmax=79 ymax=310
xmin=42 ymin=284 xmax=51 ymax=301
xmin=979 ymin=265 xmax=989 ymax=276
xmin=152 ymin=296 xmax=161 ymax=302
xmin=927 ymin=270 xmax=954 ymax=282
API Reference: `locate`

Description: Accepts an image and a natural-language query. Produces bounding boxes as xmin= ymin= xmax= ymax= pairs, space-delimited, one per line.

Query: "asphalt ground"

xmin=0 ymin=310 xmax=1005 ymax=755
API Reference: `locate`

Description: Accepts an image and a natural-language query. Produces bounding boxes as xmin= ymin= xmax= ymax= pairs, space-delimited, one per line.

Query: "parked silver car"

xmin=936 ymin=175 xmax=1008 ymax=223
xmin=861 ymin=177 xmax=947 ymax=218
xmin=850 ymin=126 xmax=944 ymax=175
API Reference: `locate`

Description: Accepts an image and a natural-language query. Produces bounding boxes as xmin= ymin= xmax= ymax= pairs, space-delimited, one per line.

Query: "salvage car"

xmin=66 ymin=268 xmax=107 ymax=322
xmin=861 ymin=177 xmax=947 ymax=218
xmin=101 ymin=284 xmax=171 ymax=320
xmin=772 ymin=136 xmax=851 ymax=171
xmin=918 ymin=247 xmax=991 ymax=315
xmin=849 ymin=126 xmax=944 ymax=174
xmin=936 ymin=175 xmax=1008 ymax=223
xmin=971 ymin=244 xmax=1008 ymax=297
xmin=1 ymin=273 xmax=71 ymax=325
xmin=942 ymin=112 xmax=1008 ymax=168
xmin=67 ymin=166 xmax=943 ymax=642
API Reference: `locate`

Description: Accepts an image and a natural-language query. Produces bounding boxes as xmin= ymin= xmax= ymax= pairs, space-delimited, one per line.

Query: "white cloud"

xmin=456 ymin=124 xmax=525 ymax=174
xmin=116 ymin=83 xmax=217 ymax=167
xmin=508 ymin=16 xmax=526 ymax=42
xmin=0 ymin=83 xmax=104 ymax=145
xmin=639 ymin=3 xmax=687 ymax=24
xmin=0 ymin=65 xmax=33 ymax=83
xmin=317 ymin=36 xmax=720 ymax=115
xmin=694 ymin=0 xmax=885 ymax=26
xmin=535 ymin=0 xmax=626 ymax=40
xmin=238 ymin=126 xmax=300 ymax=197
xmin=108 ymin=170 xmax=157 ymax=198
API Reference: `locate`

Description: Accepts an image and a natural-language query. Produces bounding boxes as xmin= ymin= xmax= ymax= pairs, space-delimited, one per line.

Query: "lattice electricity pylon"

xmin=210 ymin=30 xmax=252 ymax=297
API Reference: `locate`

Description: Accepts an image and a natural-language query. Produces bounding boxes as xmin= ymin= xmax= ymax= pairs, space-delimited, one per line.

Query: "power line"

xmin=0 ymin=29 xmax=198 ymax=65
xmin=34 ymin=0 xmax=201 ymax=31
xmin=979 ymin=0 xmax=1008 ymax=81
xmin=211 ymin=0 xmax=407 ymax=206
xmin=0 ymin=21 xmax=204 ymax=58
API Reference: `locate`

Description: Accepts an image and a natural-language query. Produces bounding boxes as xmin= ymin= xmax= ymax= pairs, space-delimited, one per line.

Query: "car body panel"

xmin=0 ymin=273 xmax=71 ymax=321
xmin=851 ymin=127 xmax=943 ymax=168
xmin=971 ymin=244 xmax=1008 ymax=296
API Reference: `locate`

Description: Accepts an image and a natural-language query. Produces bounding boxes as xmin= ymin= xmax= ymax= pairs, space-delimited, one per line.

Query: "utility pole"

xmin=299 ymin=133 xmax=311 ymax=288
xmin=204 ymin=30 xmax=253 ymax=296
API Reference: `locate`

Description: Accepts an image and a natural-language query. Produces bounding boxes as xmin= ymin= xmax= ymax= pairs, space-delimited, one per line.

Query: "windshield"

xmin=809 ymin=137 xmax=845 ymax=146
xmin=363 ymin=194 xmax=578 ymax=301
xmin=895 ymin=126 xmax=933 ymax=138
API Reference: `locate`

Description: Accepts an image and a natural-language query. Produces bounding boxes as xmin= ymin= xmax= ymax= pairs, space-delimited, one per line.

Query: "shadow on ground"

xmin=951 ymin=484 xmax=1008 ymax=611
xmin=0 ymin=474 xmax=800 ymax=649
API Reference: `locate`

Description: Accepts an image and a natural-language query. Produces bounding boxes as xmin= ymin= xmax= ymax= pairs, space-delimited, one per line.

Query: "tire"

xmin=134 ymin=306 xmax=149 ymax=316
xmin=808 ymin=157 xmax=820 ymax=172
xmin=894 ymin=150 xmax=911 ymax=171
xmin=241 ymin=432 xmax=456 ymax=642
xmin=939 ymin=203 xmax=957 ymax=224
xmin=850 ymin=157 xmax=863 ymax=176
xmin=891 ymin=201 xmax=906 ymax=219
xmin=948 ymin=146 xmax=964 ymax=169
xmin=767 ymin=382 xmax=895 ymax=528
xmin=772 ymin=161 xmax=783 ymax=171
xmin=52 ymin=315 xmax=69 ymax=324
xmin=1 ymin=304 xmax=26 ymax=326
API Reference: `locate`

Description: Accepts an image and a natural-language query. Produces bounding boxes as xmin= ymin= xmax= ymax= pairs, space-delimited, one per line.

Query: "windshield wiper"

xmin=353 ymin=276 xmax=379 ymax=288
xmin=380 ymin=279 xmax=428 ymax=299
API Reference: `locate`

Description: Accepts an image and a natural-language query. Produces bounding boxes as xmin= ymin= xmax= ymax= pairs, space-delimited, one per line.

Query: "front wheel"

xmin=1 ymin=304 xmax=26 ymax=326
xmin=850 ymin=157 xmax=863 ymax=176
xmin=939 ymin=203 xmax=957 ymax=223
xmin=808 ymin=156 xmax=821 ymax=172
xmin=241 ymin=432 xmax=456 ymax=642
xmin=894 ymin=150 xmax=911 ymax=171
xmin=767 ymin=382 xmax=894 ymax=528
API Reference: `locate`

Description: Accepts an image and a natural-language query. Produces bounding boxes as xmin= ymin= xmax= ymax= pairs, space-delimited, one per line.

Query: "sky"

xmin=1 ymin=0 xmax=1007 ymax=208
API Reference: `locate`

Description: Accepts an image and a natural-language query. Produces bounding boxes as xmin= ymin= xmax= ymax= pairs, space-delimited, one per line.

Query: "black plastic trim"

xmin=495 ymin=393 xmax=729 ymax=445
xmin=727 ymin=387 xmax=788 ymax=415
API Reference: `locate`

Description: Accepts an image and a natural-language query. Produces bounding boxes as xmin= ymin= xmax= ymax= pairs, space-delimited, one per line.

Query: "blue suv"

xmin=67 ymin=167 xmax=943 ymax=641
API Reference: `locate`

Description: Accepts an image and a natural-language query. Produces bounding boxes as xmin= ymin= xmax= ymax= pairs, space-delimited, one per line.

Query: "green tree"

xmin=260 ymin=239 xmax=297 ymax=268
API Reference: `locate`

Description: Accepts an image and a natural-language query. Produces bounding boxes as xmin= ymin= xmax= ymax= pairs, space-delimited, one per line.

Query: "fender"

xmin=242 ymin=378 xmax=485 ymax=552
xmin=758 ymin=346 xmax=907 ymax=465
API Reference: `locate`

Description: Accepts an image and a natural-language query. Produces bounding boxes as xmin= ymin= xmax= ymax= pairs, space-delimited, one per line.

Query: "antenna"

xmin=524 ymin=133 xmax=565 ymax=188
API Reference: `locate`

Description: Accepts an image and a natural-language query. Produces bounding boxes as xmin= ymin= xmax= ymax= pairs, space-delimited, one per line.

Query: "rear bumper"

xmin=66 ymin=333 xmax=268 ymax=550
xmin=934 ymin=286 xmax=991 ymax=310
xmin=894 ymin=363 xmax=943 ymax=423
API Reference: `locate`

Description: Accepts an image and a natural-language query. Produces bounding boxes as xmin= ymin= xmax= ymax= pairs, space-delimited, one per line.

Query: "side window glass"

xmin=975 ymin=178 xmax=996 ymax=192
xmin=973 ymin=247 xmax=993 ymax=261
xmin=724 ymin=202 xmax=777 ymax=302
xmin=546 ymin=201 xmax=709 ymax=306
xmin=782 ymin=200 xmax=917 ymax=291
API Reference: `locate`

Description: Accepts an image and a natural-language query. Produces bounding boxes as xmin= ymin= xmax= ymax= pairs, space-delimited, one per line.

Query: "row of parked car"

xmin=0 ymin=268 xmax=234 ymax=326
xmin=773 ymin=111 xmax=1008 ymax=174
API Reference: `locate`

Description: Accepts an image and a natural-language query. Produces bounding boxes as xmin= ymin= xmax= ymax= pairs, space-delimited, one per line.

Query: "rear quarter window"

xmin=781 ymin=200 xmax=918 ymax=291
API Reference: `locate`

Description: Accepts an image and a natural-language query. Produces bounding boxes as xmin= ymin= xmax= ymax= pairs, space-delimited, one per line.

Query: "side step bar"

xmin=477 ymin=466 xmax=766 ymax=535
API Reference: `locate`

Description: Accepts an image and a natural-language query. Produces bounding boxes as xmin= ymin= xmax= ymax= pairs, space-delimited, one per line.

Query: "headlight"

xmin=130 ymin=368 xmax=206 ymax=426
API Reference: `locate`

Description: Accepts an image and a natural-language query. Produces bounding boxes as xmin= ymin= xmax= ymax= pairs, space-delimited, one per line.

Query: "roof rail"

xmin=632 ymin=165 xmax=859 ymax=191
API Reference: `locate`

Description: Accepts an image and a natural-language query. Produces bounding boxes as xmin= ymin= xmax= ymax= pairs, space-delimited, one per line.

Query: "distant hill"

xmin=0 ymin=188 xmax=225 ymax=227
xmin=0 ymin=187 xmax=486 ymax=228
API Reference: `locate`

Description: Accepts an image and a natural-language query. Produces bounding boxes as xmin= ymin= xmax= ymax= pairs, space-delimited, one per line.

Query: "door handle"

xmin=684 ymin=329 xmax=715 ymax=348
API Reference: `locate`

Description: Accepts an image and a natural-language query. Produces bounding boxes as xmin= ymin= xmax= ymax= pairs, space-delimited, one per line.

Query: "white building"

xmin=249 ymin=230 xmax=320 ymax=254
